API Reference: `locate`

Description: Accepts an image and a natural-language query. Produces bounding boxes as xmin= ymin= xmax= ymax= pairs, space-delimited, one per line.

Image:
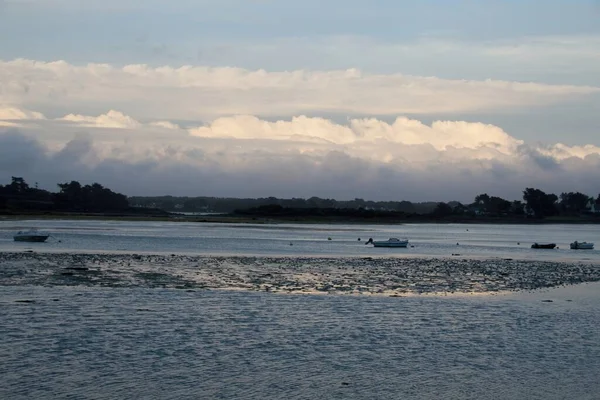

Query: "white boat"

xmin=13 ymin=229 xmax=50 ymax=243
xmin=570 ymin=241 xmax=594 ymax=250
xmin=366 ymin=237 xmax=409 ymax=248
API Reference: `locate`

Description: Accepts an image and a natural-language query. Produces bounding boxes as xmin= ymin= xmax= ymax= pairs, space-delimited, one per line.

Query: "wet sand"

xmin=2 ymin=251 xmax=600 ymax=296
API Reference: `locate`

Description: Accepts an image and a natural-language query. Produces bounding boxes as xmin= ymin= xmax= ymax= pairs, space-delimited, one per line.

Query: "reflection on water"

xmin=1 ymin=220 xmax=599 ymax=262
xmin=1 ymin=220 xmax=599 ymax=399
xmin=1 ymin=285 xmax=599 ymax=399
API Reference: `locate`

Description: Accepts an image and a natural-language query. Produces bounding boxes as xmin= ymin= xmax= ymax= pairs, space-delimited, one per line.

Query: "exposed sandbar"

xmin=1 ymin=252 xmax=600 ymax=296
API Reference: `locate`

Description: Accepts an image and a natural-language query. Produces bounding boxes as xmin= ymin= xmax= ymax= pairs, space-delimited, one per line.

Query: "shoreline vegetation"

xmin=1 ymin=176 xmax=600 ymax=224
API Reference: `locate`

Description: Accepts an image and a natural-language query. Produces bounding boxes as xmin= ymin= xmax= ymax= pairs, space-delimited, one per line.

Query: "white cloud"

xmin=189 ymin=115 xmax=523 ymax=155
xmin=149 ymin=121 xmax=180 ymax=130
xmin=537 ymin=143 xmax=600 ymax=161
xmin=2 ymin=107 xmax=599 ymax=201
xmin=0 ymin=59 xmax=597 ymax=123
xmin=59 ymin=110 xmax=141 ymax=128
xmin=0 ymin=105 xmax=45 ymax=120
xmin=0 ymin=105 xmax=45 ymax=126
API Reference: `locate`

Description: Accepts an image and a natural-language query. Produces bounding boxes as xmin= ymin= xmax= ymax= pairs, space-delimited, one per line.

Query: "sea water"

xmin=1 ymin=284 xmax=599 ymax=399
xmin=1 ymin=219 xmax=600 ymax=399
xmin=1 ymin=219 xmax=600 ymax=262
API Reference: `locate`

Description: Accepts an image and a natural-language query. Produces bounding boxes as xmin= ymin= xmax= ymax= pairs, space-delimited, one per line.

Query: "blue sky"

xmin=2 ymin=1 xmax=600 ymax=88
xmin=3 ymin=0 xmax=599 ymax=39
xmin=2 ymin=0 xmax=599 ymax=72
xmin=0 ymin=0 xmax=599 ymax=199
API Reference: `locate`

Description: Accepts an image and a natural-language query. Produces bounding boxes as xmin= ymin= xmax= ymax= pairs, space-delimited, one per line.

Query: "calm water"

xmin=1 ymin=284 xmax=600 ymax=399
xmin=1 ymin=219 xmax=600 ymax=399
xmin=1 ymin=219 xmax=600 ymax=262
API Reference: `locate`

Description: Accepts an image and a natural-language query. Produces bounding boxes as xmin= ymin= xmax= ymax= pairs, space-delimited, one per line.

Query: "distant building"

xmin=467 ymin=205 xmax=484 ymax=215
xmin=585 ymin=199 xmax=599 ymax=213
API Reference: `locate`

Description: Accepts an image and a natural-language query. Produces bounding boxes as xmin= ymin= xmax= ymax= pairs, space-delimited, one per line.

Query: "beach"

xmin=2 ymin=251 xmax=600 ymax=296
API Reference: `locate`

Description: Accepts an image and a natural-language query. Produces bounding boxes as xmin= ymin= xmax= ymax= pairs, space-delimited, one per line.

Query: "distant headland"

xmin=1 ymin=177 xmax=599 ymax=224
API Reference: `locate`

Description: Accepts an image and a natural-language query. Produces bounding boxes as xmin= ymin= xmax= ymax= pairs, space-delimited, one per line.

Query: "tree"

xmin=183 ymin=198 xmax=208 ymax=212
xmin=396 ymin=201 xmax=416 ymax=213
xmin=432 ymin=202 xmax=453 ymax=217
xmin=523 ymin=188 xmax=558 ymax=218
xmin=488 ymin=196 xmax=511 ymax=214
xmin=9 ymin=177 xmax=29 ymax=193
xmin=474 ymin=193 xmax=490 ymax=212
xmin=511 ymin=200 xmax=525 ymax=215
xmin=54 ymin=180 xmax=128 ymax=211
xmin=452 ymin=202 xmax=468 ymax=214
xmin=559 ymin=192 xmax=590 ymax=214
xmin=55 ymin=181 xmax=84 ymax=210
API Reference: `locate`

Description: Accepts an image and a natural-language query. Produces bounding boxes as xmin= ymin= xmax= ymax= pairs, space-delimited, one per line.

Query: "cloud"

xmin=0 ymin=129 xmax=47 ymax=172
xmin=2 ymin=108 xmax=599 ymax=201
xmin=537 ymin=143 xmax=600 ymax=161
xmin=189 ymin=115 xmax=523 ymax=155
xmin=59 ymin=110 xmax=141 ymax=128
xmin=0 ymin=59 xmax=597 ymax=123
xmin=0 ymin=106 xmax=45 ymax=120
xmin=0 ymin=105 xmax=46 ymax=127
xmin=149 ymin=121 xmax=180 ymax=130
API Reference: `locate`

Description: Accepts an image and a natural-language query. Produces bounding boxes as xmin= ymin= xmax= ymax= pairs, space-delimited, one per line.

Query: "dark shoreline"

xmin=2 ymin=212 xmax=600 ymax=225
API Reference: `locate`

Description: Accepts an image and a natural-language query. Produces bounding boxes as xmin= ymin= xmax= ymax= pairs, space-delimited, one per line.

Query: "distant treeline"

xmin=0 ymin=177 xmax=165 ymax=215
xmin=3 ymin=176 xmax=600 ymax=221
xmin=129 ymin=195 xmax=445 ymax=214
xmin=130 ymin=189 xmax=600 ymax=219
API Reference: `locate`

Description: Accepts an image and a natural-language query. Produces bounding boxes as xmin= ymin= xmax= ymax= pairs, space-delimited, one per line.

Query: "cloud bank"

xmin=1 ymin=106 xmax=599 ymax=202
xmin=2 ymin=1 xmax=598 ymax=203
xmin=1 ymin=59 xmax=598 ymax=123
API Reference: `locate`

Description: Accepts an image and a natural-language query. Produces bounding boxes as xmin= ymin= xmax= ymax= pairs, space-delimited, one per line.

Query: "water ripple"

xmin=1 ymin=286 xmax=599 ymax=399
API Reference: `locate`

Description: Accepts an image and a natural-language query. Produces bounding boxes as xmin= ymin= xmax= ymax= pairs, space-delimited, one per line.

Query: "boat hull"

xmin=531 ymin=243 xmax=556 ymax=249
xmin=14 ymin=235 xmax=49 ymax=242
xmin=373 ymin=241 xmax=409 ymax=248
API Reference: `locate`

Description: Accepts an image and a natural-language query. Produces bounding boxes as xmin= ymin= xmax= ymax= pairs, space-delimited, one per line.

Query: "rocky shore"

xmin=2 ymin=251 xmax=600 ymax=296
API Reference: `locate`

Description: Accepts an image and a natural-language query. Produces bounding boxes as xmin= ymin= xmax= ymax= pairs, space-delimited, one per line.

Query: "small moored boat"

xmin=366 ymin=237 xmax=409 ymax=248
xmin=13 ymin=229 xmax=50 ymax=243
xmin=570 ymin=241 xmax=594 ymax=250
xmin=531 ymin=243 xmax=556 ymax=249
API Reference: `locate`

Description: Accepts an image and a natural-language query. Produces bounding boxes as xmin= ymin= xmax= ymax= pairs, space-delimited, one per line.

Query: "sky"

xmin=1 ymin=0 xmax=599 ymax=202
